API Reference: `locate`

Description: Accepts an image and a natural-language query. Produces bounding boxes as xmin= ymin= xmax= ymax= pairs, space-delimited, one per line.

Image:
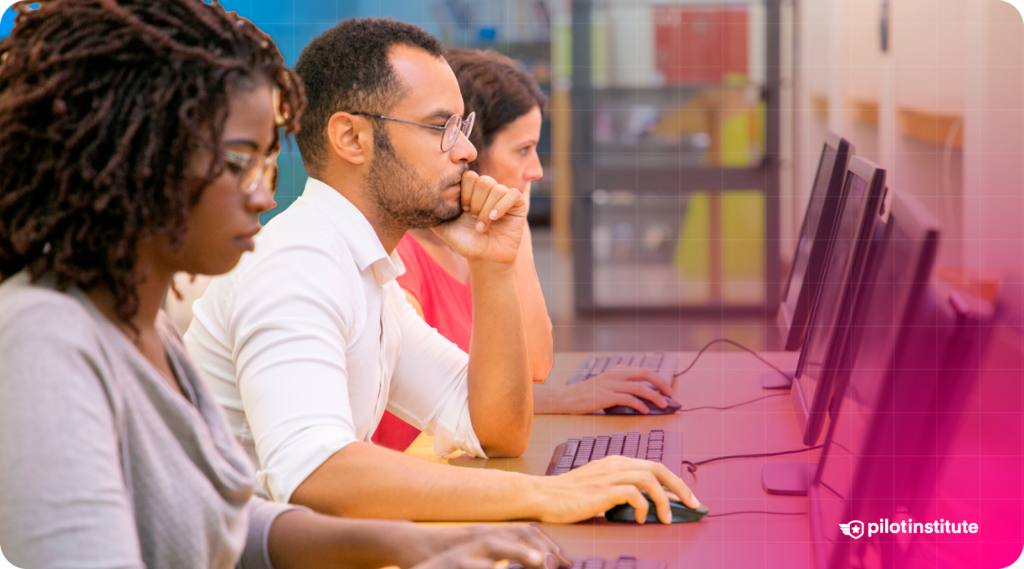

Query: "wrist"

xmin=518 ymin=474 xmax=553 ymax=521
xmin=468 ymin=258 xmax=517 ymax=277
xmin=383 ymin=523 xmax=447 ymax=568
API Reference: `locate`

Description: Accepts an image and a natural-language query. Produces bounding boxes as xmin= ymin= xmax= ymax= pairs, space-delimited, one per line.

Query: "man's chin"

xmin=407 ymin=206 xmax=463 ymax=230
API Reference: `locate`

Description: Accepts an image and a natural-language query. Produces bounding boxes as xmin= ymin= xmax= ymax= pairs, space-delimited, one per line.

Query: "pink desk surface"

xmin=407 ymin=351 xmax=819 ymax=569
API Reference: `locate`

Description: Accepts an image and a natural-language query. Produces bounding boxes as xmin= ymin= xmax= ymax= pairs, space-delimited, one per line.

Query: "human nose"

xmin=246 ymin=171 xmax=277 ymax=214
xmin=524 ymin=151 xmax=543 ymax=181
xmin=449 ymin=130 xmax=478 ymax=163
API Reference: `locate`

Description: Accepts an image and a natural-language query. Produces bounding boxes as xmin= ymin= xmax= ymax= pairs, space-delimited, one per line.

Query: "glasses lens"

xmin=241 ymin=153 xmax=279 ymax=196
xmin=461 ymin=112 xmax=475 ymax=141
xmin=442 ymin=114 xmax=461 ymax=152
xmin=240 ymin=164 xmax=262 ymax=195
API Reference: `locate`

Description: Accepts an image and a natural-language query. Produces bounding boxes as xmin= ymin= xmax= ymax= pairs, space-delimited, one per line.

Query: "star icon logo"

xmin=839 ymin=521 xmax=865 ymax=539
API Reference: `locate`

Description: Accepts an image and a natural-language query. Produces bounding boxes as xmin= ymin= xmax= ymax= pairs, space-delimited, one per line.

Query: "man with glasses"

xmin=185 ymin=17 xmax=698 ymax=523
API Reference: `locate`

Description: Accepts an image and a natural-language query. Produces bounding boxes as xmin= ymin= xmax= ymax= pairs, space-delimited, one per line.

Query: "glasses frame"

xmin=352 ymin=111 xmax=475 ymax=152
xmin=223 ymin=148 xmax=280 ymax=196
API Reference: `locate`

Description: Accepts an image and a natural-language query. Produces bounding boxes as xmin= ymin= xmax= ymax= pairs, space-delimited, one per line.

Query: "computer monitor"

xmin=790 ymin=156 xmax=888 ymax=447
xmin=806 ymin=192 xmax=989 ymax=568
xmin=777 ymin=132 xmax=854 ymax=351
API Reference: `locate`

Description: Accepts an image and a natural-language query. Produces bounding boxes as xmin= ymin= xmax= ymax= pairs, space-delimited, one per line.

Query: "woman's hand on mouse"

xmin=533 ymin=366 xmax=675 ymax=415
xmin=408 ymin=524 xmax=569 ymax=569
xmin=531 ymin=455 xmax=701 ymax=524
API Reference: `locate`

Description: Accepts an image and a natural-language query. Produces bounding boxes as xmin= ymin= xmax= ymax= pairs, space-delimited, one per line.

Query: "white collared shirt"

xmin=184 ymin=177 xmax=485 ymax=504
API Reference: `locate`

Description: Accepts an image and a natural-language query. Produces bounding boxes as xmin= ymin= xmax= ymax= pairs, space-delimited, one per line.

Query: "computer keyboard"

xmin=568 ymin=351 xmax=679 ymax=385
xmin=568 ymin=352 xmax=682 ymax=415
xmin=545 ymin=429 xmax=683 ymax=477
xmin=511 ymin=555 xmax=665 ymax=569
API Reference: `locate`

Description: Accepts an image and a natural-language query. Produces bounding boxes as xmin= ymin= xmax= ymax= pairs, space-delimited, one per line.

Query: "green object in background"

xmin=552 ymin=14 xmax=572 ymax=85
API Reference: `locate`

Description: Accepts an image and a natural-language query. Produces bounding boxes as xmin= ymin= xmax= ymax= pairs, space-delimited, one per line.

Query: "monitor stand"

xmin=762 ymin=369 xmax=795 ymax=389
xmin=761 ymin=463 xmax=815 ymax=495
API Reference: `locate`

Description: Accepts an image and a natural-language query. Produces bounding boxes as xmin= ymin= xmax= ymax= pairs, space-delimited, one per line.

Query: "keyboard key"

xmin=572 ymin=437 xmax=595 ymax=469
xmin=583 ymin=557 xmax=605 ymax=569
xmin=568 ymin=356 xmax=597 ymax=385
xmin=592 ymin=435 xmax=610 ymax=460
xmin=563 ymin=438 xmax=580 ymax=457
xmin=547 ymin=430 xmax=683 ymax=477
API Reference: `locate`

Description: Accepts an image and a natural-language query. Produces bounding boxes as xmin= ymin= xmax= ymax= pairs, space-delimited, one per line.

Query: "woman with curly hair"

xmin=0 ymin=2 xmax=564 ymax=568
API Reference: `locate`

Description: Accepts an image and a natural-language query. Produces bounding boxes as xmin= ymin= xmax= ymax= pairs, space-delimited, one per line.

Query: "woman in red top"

xmin=373 ymin=49 xmax=675 ymax=451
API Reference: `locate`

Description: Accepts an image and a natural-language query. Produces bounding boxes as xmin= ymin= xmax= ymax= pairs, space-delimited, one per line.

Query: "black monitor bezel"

xmin=808 ymin=191 xmax=942 ymax=569
xmin=777 ymin=131 xmax=854 ymax=351
xmin=792 ymin=156 xmax=889 ymax=447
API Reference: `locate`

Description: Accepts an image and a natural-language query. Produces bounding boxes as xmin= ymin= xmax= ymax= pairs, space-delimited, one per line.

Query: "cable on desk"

xmin=672 ymin=338 xmax=794 ymax=382
xmin=682 ymin=445 xmax=823 ymax=475
xmin=707 ymin=510 xmax=807 ymax=518
xmin=678 ymin=392 xmax=788 ymax=413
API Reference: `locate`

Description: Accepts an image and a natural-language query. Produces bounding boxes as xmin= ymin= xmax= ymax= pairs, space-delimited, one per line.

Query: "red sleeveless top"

xmin=372 ymin=234 xmax=473 ymax=451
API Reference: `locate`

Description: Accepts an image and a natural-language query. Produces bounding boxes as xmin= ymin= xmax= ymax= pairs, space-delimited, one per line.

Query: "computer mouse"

xmin=604 ymin=395 xmax=682 ymax=415
xmin=605 ymin=493 xmax=708 ymax=523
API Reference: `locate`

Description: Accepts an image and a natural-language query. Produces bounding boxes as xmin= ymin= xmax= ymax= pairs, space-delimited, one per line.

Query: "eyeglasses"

xmin=352 ymin=111 xmax=475 ymax=153
xmin=223 ymin=149 xmax=279 ymax=196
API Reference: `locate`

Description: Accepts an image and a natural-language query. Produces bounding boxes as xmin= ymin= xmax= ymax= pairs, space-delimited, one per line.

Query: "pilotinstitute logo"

xmin=840 ymin=518 xmax=979 ymax=539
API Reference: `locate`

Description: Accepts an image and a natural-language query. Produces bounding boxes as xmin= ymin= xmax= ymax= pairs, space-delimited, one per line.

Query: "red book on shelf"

xmin=654 ymin=6 xmax=748 ymax=84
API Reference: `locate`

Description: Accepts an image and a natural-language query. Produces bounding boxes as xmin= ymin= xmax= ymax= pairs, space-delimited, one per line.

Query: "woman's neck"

xmin=84 ymin=253 xmax=175 ymax=339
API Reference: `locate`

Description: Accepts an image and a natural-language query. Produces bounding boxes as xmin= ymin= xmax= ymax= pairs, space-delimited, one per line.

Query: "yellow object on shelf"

xmin=674 ymin=191 xmax=711 ymax=303
xmin=722 ymin=190 xmax=765 ymax=304
xmin=674 ymin=190 xmax=765 ymax=305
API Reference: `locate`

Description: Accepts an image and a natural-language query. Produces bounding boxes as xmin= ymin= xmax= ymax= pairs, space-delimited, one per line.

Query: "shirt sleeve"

xmin=0 ymin=300 xmax=144 ymax=569
xmin=383 ymin=284 xmax=487 ymax=459
xmin=237 ymin=498 xmax=308 ymax=569
xmin=228 ymin=239 xmax=361 ymax=504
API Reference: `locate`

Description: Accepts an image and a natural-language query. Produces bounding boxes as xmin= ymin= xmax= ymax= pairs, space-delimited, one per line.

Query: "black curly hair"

xmin=294 ymin=17 xmax=445 ymax=177
xmin=0 ymin=0 xmax=305 ymax=325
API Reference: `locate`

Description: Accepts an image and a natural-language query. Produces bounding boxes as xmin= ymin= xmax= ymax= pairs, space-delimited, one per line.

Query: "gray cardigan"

xmin=0 ymin=273 xmax=296 ymax=569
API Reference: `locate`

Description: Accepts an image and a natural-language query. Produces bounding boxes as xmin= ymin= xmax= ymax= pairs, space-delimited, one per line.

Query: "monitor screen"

xmin=780 ymin=144 xmax=838 ymax=310
xmin=777 ymin=135 xmax=851 ymax=351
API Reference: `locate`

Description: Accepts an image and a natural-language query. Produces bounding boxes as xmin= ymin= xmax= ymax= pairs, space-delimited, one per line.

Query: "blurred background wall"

xmin=3 ymin=0 xmax=1022 ymax=350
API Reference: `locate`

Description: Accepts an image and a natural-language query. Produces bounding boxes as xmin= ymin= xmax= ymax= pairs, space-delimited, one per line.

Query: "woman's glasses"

xmin=224 ymin=149 xmax=279 ymax=196
xmin=352 ymin=111 xmax=475 ymax=152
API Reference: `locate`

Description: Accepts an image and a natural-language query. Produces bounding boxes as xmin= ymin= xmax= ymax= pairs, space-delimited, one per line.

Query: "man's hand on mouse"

xmin=534 ymin=366 xmax=676 ymax=415
xmin=432 ymin=171 xmax=526 ymax=264
xmin=530 ymin=455 xmax=701 ymax=524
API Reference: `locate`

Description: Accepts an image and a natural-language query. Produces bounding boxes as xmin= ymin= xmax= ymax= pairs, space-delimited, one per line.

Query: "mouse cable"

xmin=678 ymin=392 xmax=788 ymax=413
xmin=673 ymin=338 xmax=794 ymax=381
xmin=682 ymin=445 xmax=824 ymax=475
xmin=706 ymin=510 xmax=807 ymax=518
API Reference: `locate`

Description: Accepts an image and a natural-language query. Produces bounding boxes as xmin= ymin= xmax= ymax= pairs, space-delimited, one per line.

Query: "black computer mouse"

xmin=605 ymin=493 xmax=708 ymax=523
xmin=604 ymin=395 xmax=682 ymax=415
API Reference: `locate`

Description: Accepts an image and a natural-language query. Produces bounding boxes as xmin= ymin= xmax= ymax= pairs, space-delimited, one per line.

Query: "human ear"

xmin=326 ymin=112 xmax=370 ymax=165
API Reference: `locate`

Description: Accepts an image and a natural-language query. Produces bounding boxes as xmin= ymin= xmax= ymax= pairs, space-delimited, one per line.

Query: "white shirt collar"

xmin=302 ymin=177 xmax=405 ymax=286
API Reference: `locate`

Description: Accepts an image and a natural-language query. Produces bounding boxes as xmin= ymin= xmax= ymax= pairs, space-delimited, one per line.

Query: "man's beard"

xmin=365 ymin=131 xmax=463 ymax=229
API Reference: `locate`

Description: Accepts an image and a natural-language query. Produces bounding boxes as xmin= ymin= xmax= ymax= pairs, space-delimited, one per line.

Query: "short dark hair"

xmin=0 ymin=0 xmax=304 ymax=325
xmin=294 ymin=18 xmax=445 ymax=176
xmin=446 ymin=49 xmax=546 ymax=159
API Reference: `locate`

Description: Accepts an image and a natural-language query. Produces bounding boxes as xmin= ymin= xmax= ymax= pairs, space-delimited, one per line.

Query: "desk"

xmin=407 ymin=351 xmax=819 ymax=568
